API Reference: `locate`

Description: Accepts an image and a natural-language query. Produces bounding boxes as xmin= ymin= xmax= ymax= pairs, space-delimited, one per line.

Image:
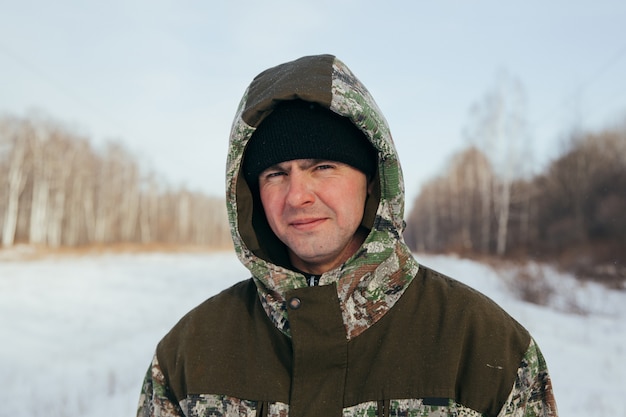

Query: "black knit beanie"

xmin=242 ymin=100 xmax=377 ymax=188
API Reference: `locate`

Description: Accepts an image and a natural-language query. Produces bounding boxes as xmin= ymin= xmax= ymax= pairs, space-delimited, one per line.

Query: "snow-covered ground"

xmin=0 ymin=251 xmax=624 ymax=417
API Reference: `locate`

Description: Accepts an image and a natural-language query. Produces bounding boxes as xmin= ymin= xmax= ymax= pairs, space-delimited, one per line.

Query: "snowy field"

xmin=0 ymin=250 xmax=624 ymax=417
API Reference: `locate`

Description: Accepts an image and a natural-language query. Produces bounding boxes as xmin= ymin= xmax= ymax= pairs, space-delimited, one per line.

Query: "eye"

xmin=262 ymin=170 xmax=286 ymax=180
xmin=314 ymin=163 xmax=335 ymax=171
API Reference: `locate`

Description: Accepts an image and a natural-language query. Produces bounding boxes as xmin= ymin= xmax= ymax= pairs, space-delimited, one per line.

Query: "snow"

xmin=0 ymin=251 xmax=624 ymax=416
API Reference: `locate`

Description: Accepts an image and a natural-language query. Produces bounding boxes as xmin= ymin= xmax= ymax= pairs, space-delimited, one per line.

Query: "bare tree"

xmin=119 ymin=150 xmax=140 ymax=242
xmin=139 ymin=173 xmax=160 ymax=243
xmin=406 ymin=177 xmax=447 ymax=252
xmin=28 ymin=121 xmax=49 ymax=245
xmin=46 ymin=131 xmax=77 ymax=247
xmin=2 ymin=120 xmax=30 ymax=247
xmin=447 ymin=147 xmax=494 ymax=252
xmin=465 ymin=71 xmax=531 ymax=255
xmin=176 ymin=189 xmax=191 ymax=242
xmin=65 ymin=137 xmax=97 ymax=246
xmin=93 ymin=142 xmax=137 ymax=243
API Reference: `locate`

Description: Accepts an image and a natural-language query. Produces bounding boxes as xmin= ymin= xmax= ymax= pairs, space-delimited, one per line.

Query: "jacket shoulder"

xmin=346 ymin=265 xmax=531 ymax=416
xmin=170 ymin=279 xmax=256 ymax=327
xmin=417 ymin=265 xmax=527 ymax=329
xmin=154 ymin=278 xmax=291 ymax=403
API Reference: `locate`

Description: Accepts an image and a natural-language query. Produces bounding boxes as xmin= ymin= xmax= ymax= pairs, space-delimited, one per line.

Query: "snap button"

xmin=288 ymin=297 xmax=302 ymax=310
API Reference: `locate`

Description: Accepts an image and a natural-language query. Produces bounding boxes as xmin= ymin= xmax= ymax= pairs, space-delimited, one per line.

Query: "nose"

xmin=285 ymin=171 xmax=315 ymax=207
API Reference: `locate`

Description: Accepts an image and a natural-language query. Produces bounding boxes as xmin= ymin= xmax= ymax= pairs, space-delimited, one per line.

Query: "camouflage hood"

xmin=225 ymin=54 xmax=419 ymax=338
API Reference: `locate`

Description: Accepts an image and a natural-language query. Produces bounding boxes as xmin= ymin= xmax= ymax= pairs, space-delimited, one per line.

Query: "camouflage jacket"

xmin=138 ymin=54 xmax=558 ymax=417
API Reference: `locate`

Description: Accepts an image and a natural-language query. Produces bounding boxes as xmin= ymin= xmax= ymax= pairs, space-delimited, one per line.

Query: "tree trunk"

xmin=2 ymin=139 xmax=28 ymax=247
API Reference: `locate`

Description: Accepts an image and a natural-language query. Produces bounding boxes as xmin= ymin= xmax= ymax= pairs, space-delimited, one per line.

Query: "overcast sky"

xmin=1 ymin=1 xmax=625 ymax=207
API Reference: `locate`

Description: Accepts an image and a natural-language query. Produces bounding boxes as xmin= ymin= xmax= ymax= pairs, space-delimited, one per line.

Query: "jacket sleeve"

xmin=137 ymin=354 xmax=186 ymax=417
xmin=497 ymin=338 xmax=558 ymax=417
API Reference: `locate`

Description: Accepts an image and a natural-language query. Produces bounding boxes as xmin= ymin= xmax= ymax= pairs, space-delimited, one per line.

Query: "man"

xmin=138 ymin=54 xmax=558 ymax=417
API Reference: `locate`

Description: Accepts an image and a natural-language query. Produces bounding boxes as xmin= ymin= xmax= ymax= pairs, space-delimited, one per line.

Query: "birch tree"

xmin=2 ymin=122 xmax=30 ymax=247
xmin=65 ymin=138 xmax=96 ymax=246
xmin=28 ymin=122 xmax=49 ymax=245
xmin=139 ymin=173 xmax=160 ymax=243
xmin=465 ymin=71 xmax=531 ymax=255
xmin=46 ymin=131 xmax=76 ymax=247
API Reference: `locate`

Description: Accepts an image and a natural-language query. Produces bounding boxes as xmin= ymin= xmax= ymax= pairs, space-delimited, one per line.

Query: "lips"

xmin=289 ymin=217 xmax=327 ymax=230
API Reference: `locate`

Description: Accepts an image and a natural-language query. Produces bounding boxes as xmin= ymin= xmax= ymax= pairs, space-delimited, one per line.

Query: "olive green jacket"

xmin=138 ymin=54 xmax=557 ymax=417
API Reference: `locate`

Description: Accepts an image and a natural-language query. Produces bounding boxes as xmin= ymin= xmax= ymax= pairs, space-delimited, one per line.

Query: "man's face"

xmin=259 ymin=159 xmax=371 ymax=274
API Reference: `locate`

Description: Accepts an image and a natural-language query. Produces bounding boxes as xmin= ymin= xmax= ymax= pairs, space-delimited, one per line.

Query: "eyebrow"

xmin=263 ymin=159 xmax=335 ymax=172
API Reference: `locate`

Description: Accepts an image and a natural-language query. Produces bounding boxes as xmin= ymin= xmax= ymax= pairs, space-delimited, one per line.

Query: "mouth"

xmin=289 ymin=217 xmax=327 ymax=230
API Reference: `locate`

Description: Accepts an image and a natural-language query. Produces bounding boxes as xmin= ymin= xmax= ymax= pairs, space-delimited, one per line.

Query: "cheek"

xmin=326 ymin=184 xmax=368 ymax=224
xmin=259 ymin=190 xmax=282 ymax=225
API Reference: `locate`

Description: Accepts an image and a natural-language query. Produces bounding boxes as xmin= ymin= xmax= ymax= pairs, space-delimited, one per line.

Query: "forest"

xmin=404 ymin=126 xmax=626 ymax=286
xmin=0 ymin=113 xmax=231 ymax=250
